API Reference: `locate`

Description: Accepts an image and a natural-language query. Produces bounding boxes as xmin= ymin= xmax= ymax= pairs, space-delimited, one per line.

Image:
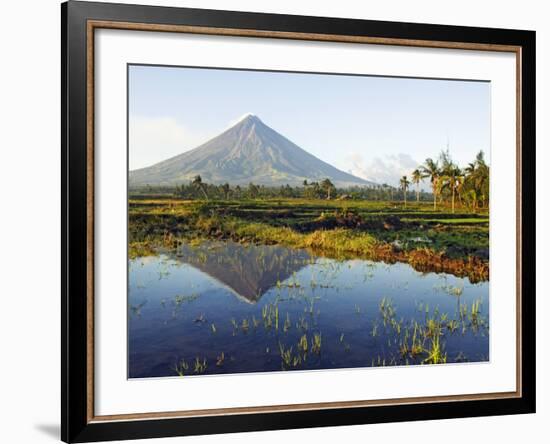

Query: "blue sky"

xmin=129 ymin=65 xmax=490 ymax=187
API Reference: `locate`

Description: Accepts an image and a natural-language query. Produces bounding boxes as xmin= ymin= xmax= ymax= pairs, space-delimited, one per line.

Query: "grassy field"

xmin=128 ymin=198 xmax=489 ymax=282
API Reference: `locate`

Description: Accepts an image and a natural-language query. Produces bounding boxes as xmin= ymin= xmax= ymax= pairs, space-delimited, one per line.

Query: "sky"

xmin=129 ymin=64 xmax=491 ymax=187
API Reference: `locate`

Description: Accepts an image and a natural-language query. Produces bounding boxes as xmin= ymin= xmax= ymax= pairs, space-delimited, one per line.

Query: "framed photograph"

xmin=62 ymin=1 xmax=535 ymax=442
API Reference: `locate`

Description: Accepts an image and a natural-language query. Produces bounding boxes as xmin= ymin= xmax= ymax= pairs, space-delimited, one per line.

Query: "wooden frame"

xmin=62 ymin=1 xmax=536 ymax=442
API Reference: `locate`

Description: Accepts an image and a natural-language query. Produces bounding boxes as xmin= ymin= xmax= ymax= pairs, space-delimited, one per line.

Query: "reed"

xmin=298 ymin=334 xmax=308 ymax=354
xmin=423 ymin=334 xmax=447 ymax=364
xmin=174 ymin=359 xmax=189 ymax=376
xmin=284 ymin=313 xmax=292 ymax=333
xmin=311 ymin=333 xmax=322 ymax=354
xmin=193 ymin=357 xmax=208 ymax=374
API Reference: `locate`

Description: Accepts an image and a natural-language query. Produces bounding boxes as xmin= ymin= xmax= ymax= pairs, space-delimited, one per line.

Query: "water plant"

xmin=446 ymin=319 xmax=458 ymax=333
xmin=449 ymin=285 xmax=464 ymax=297
xmin=230 ymin=318 xmax=238 ymax=335
xmin=470 ymin=299 xmax=482 ymax=324
xmin=298 ymin=334 xmax=308 ymax=354
xmin=296 ymin=315 xmax=309 ymax=332
xmin=423 ymin=334 xmax=447 ymax=364
xmin=311 ymin=333 xmax=322 ymax=354
xmin=129 ymin=301 xmax=146 ymax=318
xmin=278 ymin=342 xmax=302 ymax=370
xmin=379 ymin=297 xmax=397 ymax=326
xmin=174 ymin=359 xmax=189 ymax=376
xmin=174 ymin=293 xmax=199 ymax=306
xmin=194 ymin=313 xmax=206 ymax=324
xmin=128 ymin=202 xmax=490 ymax=376
xmin=283 ymin=313 xmax=292 ymax=333
xmin=261 ymin=303 xmax=280 ymax=330
xmin=193 ymin=357 xmax=208 ymax=374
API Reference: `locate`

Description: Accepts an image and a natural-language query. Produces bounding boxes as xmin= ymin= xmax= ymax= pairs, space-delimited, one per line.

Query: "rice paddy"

xmin=128 ymin=241 xmax=489 ymax=378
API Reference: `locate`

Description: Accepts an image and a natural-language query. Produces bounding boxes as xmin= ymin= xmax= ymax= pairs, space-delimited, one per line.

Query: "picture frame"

xmin=61 ymin=1 xmax=536 ymax=442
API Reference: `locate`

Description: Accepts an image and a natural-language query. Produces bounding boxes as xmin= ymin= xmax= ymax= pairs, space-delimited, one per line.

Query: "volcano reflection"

xmin=172 ymin=241 xmax=313 ymax=303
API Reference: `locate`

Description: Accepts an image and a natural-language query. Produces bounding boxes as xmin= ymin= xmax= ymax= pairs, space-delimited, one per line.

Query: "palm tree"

xmin=320 ymin=178 xmax=335 ymax=200
xmin=381 ymin=183 xmax=393 ymax=201
xmin=412 ymin=169 xmax=422 ymax=203
xmin=248 ymin=182 xmax=259 ymax=199
xmin=192 ymin=175 xmax=208 ymax=200
xmin=455 ymin=174 xmax=465 ymax=208
xmin=462 ymin=150 xmax=489 ymax=212
xmin=474 ymin=151 xmax=489 ymax=209
xmin=447 ymin=166 xmax=462 ymax=213
xmin=302 ymin=179 xmax=309 ymax=198
xmin=420 ymin=158 xmax=440 ymax=210
xmin=400 ymin=175 xmax=410 ymax=206
xmin=311 ymin=181 xmax=321 ymax=199
xmin=221 ymin=183 xmax=231 ymax=200
xmin=439 ymin=150 xmax=461 ymax=213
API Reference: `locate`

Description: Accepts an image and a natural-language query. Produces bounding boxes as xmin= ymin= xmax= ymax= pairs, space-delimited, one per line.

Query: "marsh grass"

xmin=167 ymin=285 xmax=486 ymax=376
xmin=298 ymin=334 xmax=308 ymax=354
xmin=311 ymin=333 xmax=322 ymax=354
xmin=134 ymin=209 xmax=489 ymax=377
xmin=129 ymin=198 xmax=489 ymax=282
xmin=174 ymin=359 xmax=189 ymax=376
xmin=193 ymin=357 xmax=208 ymax=374
xmin=369 ymin=294 xmax=486 ymax=367
xmin=283 ymin=313 xmax=292 ymax=333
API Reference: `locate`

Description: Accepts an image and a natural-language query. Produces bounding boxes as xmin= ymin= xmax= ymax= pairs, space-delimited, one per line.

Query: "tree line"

xmin=133 ymin=150 xmax=488 ymax=213
xmin=399 ymin=150 xmax=489 ymax=213
xmin=170 ymin=176 xmax=339 ymax=200
xmin=168 ymin=176 xmax=415 ymax=201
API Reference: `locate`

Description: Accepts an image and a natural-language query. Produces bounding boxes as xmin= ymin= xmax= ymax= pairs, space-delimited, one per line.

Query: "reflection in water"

xmin=129 ymin=241 xmax=489 ymax=378
xmin=173 ymin=242 xmax=312 ymax=303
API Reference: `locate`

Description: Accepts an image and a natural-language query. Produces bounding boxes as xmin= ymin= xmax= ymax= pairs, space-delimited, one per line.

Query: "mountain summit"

xmin=129 ymin=114 xmax=373 ymax=187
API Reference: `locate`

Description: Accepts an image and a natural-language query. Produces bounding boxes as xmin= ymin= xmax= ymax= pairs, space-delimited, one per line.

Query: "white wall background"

xmin=0 ymin=1 xmax=546 ymax=443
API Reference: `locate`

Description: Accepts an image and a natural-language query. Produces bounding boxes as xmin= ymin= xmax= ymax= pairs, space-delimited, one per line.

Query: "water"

xmin=128 ymin=241 xmax=489 ymax=378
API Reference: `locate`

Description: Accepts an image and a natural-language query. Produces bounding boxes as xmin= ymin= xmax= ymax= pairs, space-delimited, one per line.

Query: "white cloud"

xmin=347 ymin=152 xmax=426 ymax=188
xmin=129 ymin=116 xmax=207 ymax=170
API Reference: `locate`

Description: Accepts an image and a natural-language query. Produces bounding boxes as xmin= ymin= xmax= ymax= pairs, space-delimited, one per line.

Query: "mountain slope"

xmin=129 ymin=114 xmax=373 ymax=187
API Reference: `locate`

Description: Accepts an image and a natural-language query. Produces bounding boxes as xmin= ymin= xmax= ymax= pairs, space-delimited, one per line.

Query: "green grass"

xmin=128 ymin=197 xmax=489 ymax=280
xmin=418 ymin=218 xmax=488 ymax=224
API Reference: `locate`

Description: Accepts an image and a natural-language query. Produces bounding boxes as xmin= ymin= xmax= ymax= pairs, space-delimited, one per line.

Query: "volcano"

xmin=129 ymin=114 xmax=373 ymax=187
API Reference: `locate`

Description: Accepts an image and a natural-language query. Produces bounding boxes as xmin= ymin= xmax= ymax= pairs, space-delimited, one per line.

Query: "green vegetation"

xmin=130 ymin=150 xmax=489 ymax=282
xmin=132 ymin=150 xmax=489 ymax=212
xmin=418 ymin=150 xmax=489 ymax=214
xmin=157 ymin=242 xmax=488 ymax=377
xmin=173 ymin=355 xmax=213 ymax=376
xmin=170 ymin=289 xmax=488 ymax=375
xmin=129 ymin=197 xmax=489 ymax=282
